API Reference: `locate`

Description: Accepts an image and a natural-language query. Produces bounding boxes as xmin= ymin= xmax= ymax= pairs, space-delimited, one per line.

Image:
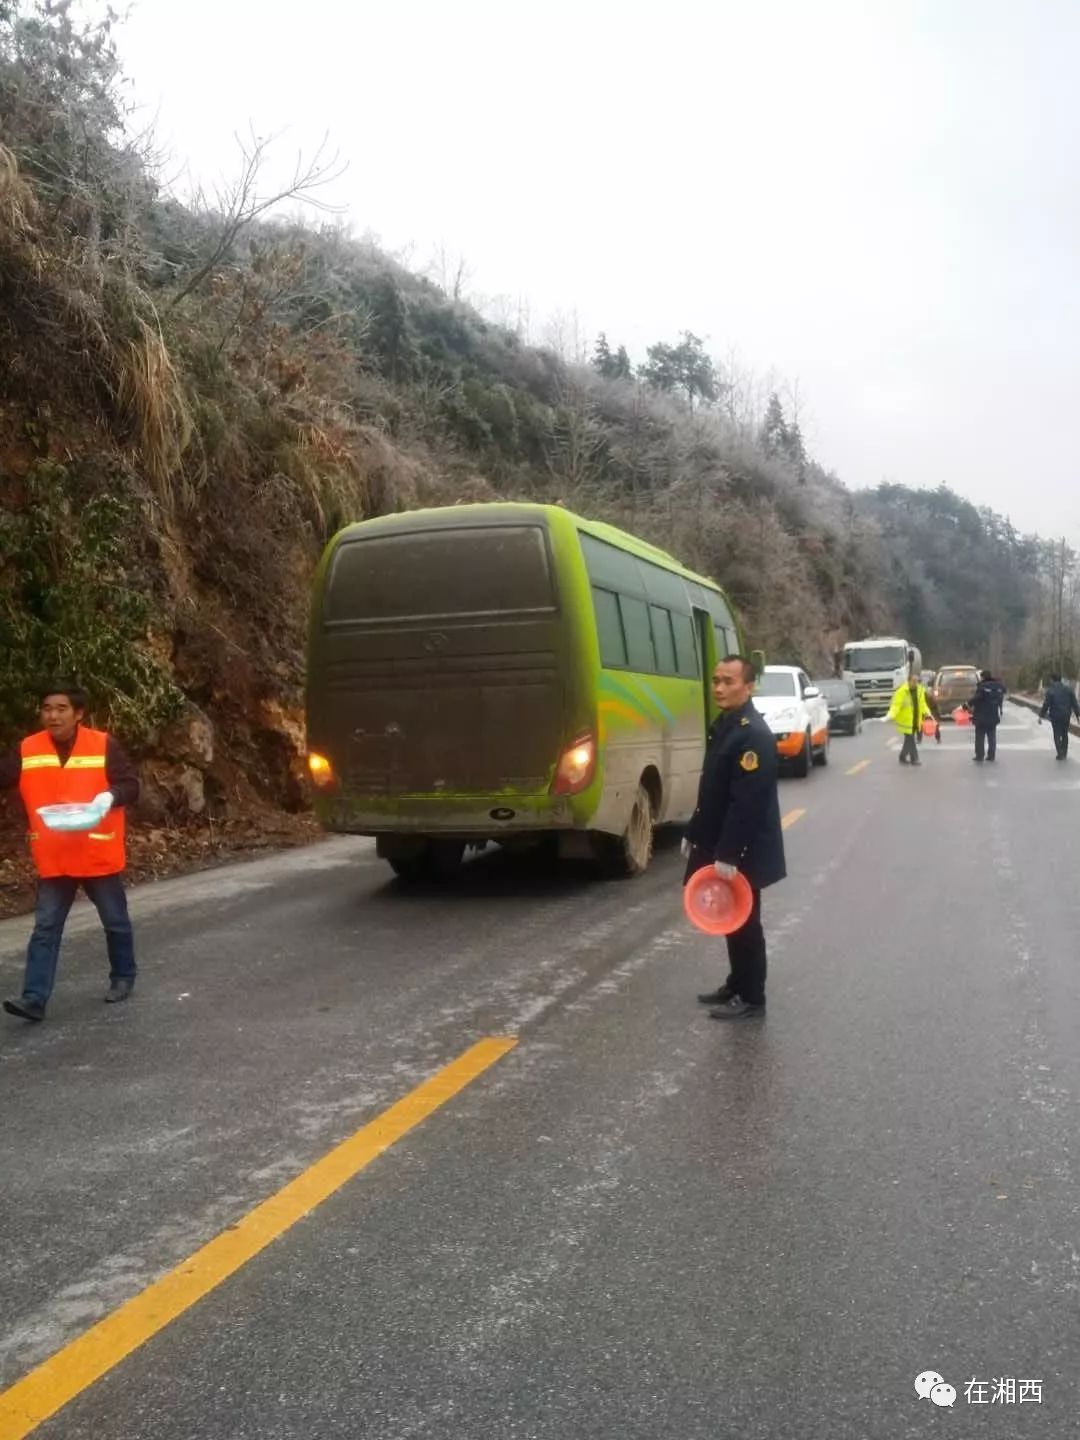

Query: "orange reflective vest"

xmin=19 ymin=727 xmax=126 ymax=878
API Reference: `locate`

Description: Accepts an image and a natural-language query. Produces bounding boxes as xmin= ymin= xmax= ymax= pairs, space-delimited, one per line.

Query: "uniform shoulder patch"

xmin=740 ymin=716 xmax=750 ymax=726
xmin=740 ymin=750 xmax=759 ymax=772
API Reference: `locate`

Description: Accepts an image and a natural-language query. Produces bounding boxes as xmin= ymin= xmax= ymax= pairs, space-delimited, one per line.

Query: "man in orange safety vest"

xmin=1 ymin=681 xmax=140 ymax=1022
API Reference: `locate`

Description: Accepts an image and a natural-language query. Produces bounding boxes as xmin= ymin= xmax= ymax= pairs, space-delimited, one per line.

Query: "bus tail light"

xmin=552 ymin=734 xmax=596 ymax=795
xmin=307 ymin=752 xmax=337 ymax=791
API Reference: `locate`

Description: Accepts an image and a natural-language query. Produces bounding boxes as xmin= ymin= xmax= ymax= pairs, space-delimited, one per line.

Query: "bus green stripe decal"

xmin=599 ymin=673 xmax=673 ymax=725
xmin=598 ymin=699 xmax=647 ymax=730
xmin=634 ymin=679 xmax=676 ymax=724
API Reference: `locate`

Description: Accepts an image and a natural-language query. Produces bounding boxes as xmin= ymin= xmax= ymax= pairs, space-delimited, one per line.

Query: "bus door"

xmin=692 ymin=607 xmax=715 ymax=731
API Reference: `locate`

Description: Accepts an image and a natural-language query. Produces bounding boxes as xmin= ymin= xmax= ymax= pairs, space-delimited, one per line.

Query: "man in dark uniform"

xmin=968 ymin=669 xmax=1007 ymax=763
xmin=683 ymin=655 xmax=787 ymax=1021
xmin=1039 ymin=674 xmax=1080 ymax=759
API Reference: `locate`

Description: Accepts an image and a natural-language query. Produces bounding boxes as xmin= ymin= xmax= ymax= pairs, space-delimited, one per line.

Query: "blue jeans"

xmin=23 ymin=875 xmax=136 ymax=1006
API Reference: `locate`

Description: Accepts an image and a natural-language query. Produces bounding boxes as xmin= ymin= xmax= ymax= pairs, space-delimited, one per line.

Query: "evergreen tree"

xmin=640 ymin=340 xmax=679 ymax=393
xmin=784 ymin=419 xmax=807 ymax=482
xmin=369 ymin=275 xmax=412 ymax=382
xmin=761 ymin=392 xmax=788 ymax=455
xmin=640 ymin=332 xmax=719 ymax=411
xmin=596 ymin=331 xmax=613 ymax=377
xmin=592 ymin=332 xmax=614 ymax=376
xmin=671 ymin=332 xmax=719 ymax=411
xmin=593 ymin=333 xmax=634 ymax=381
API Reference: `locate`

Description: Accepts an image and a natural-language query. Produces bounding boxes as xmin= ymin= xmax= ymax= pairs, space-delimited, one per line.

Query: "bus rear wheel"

xmin=597 ymin=783 xmax=654 ymax=878
xmin=387 ymin=839 xmax=465 ymax=882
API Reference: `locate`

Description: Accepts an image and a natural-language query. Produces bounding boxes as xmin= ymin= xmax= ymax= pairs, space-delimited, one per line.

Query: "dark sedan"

xmin=818 ymin=678 xmax=864 ymax=735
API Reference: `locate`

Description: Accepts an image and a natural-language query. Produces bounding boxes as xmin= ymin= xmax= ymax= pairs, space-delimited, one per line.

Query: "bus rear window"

xmin=326 ymin=526 xmax=556 ymax=621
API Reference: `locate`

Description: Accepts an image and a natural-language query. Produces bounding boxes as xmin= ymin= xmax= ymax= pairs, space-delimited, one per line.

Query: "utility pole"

xmin=1059 ymin=538 xmax=1077 ymax=676
xmin=989 ymin=621 xmax=1003 ymax=674
xmin=1060 ymin=537 xmax=1069 ymax=675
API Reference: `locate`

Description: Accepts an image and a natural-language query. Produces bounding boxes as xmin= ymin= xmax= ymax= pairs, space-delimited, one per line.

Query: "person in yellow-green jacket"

xmin=888 ymin=673 xmax=933 ymax=766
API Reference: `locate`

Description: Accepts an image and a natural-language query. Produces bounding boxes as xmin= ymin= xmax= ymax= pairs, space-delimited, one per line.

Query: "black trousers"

xmin=974 ymin=723 xmax=997 ymax=761
xmin=726 ymin=889 xmax=766 ymax=1005
xmin=899 ymin=732 xmax=920 ymax=763
xmin=685 ymin=851 xmax=767 ymax=1005
xmin=1052 ymin=720 xmax=1070 ymax=758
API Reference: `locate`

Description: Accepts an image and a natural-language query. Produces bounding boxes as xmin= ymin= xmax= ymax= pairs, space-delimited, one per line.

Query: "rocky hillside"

xmin=0 ymin=2 xmax=1060 ymax=910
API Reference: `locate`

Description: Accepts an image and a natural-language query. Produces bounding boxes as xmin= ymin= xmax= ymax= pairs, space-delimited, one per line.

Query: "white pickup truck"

xmin=753 ymin=665 xmax=832 ymax=778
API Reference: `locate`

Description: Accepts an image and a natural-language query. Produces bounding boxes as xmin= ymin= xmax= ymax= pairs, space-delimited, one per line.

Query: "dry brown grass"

xmin=0 ymin=143 xmax=39 ymax=237
xmin=2 ymin=145 xmax=193 ymax=508
xmin=115 ymin=316 xmax=193 ymax=507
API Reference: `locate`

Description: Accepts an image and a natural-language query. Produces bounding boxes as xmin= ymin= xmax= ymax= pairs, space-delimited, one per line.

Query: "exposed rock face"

xmin=139 ymin=760 xmax=205 ymax=821
xmin=158 ymin=703 xmax=215 ymax=768
xmin=137 ymin=705 xmax=215 ymax=821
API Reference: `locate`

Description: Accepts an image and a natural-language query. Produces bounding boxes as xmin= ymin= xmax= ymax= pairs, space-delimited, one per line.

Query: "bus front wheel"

xmin=597 ymin=783 xmax=654 ymax=878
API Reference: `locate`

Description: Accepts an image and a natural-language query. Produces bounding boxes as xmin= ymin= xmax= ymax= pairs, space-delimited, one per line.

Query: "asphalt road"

xmin=1 ymin=703 xmax=1078 ymax=1439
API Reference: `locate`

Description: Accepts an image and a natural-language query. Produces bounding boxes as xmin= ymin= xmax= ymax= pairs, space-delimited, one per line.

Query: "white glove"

xmin=714 ymin=861 xmax=737 ymax=880
xmin=91 ymin=791 xmax=115 ymax=814
xmin=680 ymin=837 xmax=691 ymax=858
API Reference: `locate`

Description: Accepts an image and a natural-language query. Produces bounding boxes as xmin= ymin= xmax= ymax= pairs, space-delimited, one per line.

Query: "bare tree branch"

xmin=168 ymin=127 xmax=346 ymax=309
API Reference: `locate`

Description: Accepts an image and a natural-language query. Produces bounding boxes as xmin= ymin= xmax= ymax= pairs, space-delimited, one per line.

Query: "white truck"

xmin=840 ymin=636 xmax=922 ymax=716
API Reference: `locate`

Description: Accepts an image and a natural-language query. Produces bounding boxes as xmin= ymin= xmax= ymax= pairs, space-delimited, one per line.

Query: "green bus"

xmin=305 ymin=502 xmax=754 ymax=880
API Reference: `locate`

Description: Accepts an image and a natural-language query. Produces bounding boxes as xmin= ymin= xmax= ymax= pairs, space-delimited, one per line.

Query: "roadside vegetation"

xmin=0 ymin=0 xmax=1072 ymax=891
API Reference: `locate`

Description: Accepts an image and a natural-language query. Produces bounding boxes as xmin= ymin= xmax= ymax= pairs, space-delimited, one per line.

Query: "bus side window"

xmin=707 ymin=593 xmax=737 ymax=655
xmin=672 ymin=612 xmax=698 ymax=677
xmin=619 ymin=596 xmax=656 ymax=672
xmin=580 ymin=534 xmax=641 ymax=593
xmin=592 ymin=587 xmax=628 ymax=667
xmin=650 ymin=606 xmax=677 ymax=675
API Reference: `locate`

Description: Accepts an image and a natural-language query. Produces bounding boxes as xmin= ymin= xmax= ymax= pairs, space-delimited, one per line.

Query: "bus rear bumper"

xmin=314 ymin=793 xmax=580 ymax=837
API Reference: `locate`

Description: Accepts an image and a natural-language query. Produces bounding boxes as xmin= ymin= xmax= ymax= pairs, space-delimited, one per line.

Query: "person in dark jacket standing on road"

xmin=1039 ymin=674 xmax=1080 ymax=760
xmin=969 ymin=670 xmax=1007 ymax=763
xmin=1 ymin=681 xmax=140 ymax=1022
xmin=683 ymin=655 xmax=786 ymax=1021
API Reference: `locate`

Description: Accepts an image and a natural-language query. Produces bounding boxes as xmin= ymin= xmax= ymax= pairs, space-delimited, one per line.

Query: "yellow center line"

xmin=846 ymin=759 xmax=872 ymax=776
xmin=0 ymin=1036 xmax=518 ymax=1440
xmin=781 ymin=808 xmax=806 ymax=830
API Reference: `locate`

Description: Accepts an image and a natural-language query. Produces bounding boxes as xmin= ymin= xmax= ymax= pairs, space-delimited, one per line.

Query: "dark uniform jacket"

xmin=684 ymin=699 xmax=787 ymax=891
xmin=969 ymin=678 xmax=1006 ymax=727
xmin=1039 ymin=681 xmax=1080 ymax=724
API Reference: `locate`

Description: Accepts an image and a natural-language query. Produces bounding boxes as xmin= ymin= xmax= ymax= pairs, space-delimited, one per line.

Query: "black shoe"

xmin=974 ymin=757 xmax=984 ymax=763
xmin=698 ymin=983 xmax=737 ymax=1006
xmin=104 ymin=979 xmax=134 ymax=1004
xmin=708 ymin=998 xmax=766 ymax=1021
xmin=3 ymin=997 xmax=45 ymax=1022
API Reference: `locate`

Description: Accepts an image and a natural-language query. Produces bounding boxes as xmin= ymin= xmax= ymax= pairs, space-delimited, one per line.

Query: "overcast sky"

xmin=118 ymin=0 xmax=1080 ymax=538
